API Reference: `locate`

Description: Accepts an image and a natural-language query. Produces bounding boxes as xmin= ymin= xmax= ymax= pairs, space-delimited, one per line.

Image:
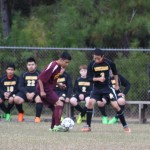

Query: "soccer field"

xmin=0 ymin=118 xmax=150 ymax=150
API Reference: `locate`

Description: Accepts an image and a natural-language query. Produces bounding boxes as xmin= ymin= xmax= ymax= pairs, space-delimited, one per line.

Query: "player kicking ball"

xmin=37 ymin=52 xmax=72 ymax=132
xmin=81 ymin=48 xmax=131 ymax=133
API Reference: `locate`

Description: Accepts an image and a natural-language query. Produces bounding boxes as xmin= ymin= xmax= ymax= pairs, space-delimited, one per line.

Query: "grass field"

xmin=0 ymin=117 xmax=150 ymax=150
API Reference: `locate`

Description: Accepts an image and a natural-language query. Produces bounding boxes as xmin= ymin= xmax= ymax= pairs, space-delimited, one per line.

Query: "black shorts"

xmin=16 ymin=92 xmax=38 ymax=102
xmin=90 ymin=87 xmax=117 ymax=102
xmin=72 ymin=94 xmax=90 ymax=102
xmin=55 ymin=91 xmax=67 ymax=99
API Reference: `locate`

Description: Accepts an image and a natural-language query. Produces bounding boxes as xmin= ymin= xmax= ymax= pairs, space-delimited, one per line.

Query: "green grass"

xmin=0 ymin=118 xmax=150 ymax=150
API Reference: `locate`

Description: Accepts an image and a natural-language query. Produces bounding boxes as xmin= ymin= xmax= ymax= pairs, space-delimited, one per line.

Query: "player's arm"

xmin=9 ymin=76 xmax=19 ymax=97
xmin=38 ymin=79 xmax=46 ymax=97
xmin=0 ymin=77 xmax=6 ymax=95
xmin=87 ymin=61 xmax=105 ymax=82
xmin=73 ymin=79 xmax=79 ymax=95
xmin=119 ymin=74 xmax=131 ymax=95
xmin=66 ymin=74 xmax=73 ymax=98
xmin=19 ymin=74 xmax=28 ymax=94
xmin=110 ymin=62 xmax=119 ymax=90
xmin=85 ymin=82 xmax=92 ymax=97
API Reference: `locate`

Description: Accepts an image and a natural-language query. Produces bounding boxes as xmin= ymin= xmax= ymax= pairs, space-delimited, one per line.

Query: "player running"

xmin=0 ymin=63 xmax=19 ymax=121
xmin=81 ymin=48 xmax=131 ymax=133
xmin=36 ymin=52 xmax=72 ymax=132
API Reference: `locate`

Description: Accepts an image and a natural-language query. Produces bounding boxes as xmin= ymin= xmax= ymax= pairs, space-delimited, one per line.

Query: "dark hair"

xmin=79 ymin=65 xmax=87 ymax=70
xmin=6 ymin=63 xmax=15 ymax=70
xmin=93 ymin=48 xmax=104 ymax=56
xmin=60 ymin=52 xmax=72 ymax=60
xmin=27 ymin=57 xmax=36 ymax=63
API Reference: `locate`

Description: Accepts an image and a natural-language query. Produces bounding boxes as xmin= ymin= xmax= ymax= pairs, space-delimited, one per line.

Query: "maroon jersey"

xmin=37 ymin=61 xmax=61 ymax=92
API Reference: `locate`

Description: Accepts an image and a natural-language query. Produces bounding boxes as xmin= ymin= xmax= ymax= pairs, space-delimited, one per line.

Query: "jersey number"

xmin=27 ymin=80 xmax=35 ymax=86
xmin=100 ymin=72 xmax=105 ymax=77
xmin=82 ymin=87 xmax=86 ymax=92
xmin=7 ymin=86 xmax=14 ymax=92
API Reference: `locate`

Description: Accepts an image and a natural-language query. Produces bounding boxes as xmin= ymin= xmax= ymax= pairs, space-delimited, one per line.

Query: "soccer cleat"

xmin=108 ymin=117 xmax=118 ymax=124
xmin=124 ymin=127 xmax=131 ymax=133
xmin=6 ymin=113 xmax=11 ymax=122
xmin=61 ymin=117 xmax=64 ymax=122
xmin=35 ymin=117 xmax=41 ymax=123
xmin=82 ymin=114 xmax=87 ymax=121
xmin=77 ymin=113 xmax=83 ymax=124
xmin=52 ymin=125 xmax=68 ymax=132
xmin=102 ymin=116 xmax=109 ymax=124
xmin=18 ymin=113 xmax=24 ymax=122
xmin=2 ymin=113 xmax=6 ymax=118
xmin=81 ymin=125 xmax=91 ymax=132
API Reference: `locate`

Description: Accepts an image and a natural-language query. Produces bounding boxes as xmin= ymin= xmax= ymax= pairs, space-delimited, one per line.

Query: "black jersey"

xmin=87 ymin=58 xmax=118 ymax=89
xmin=0 ymin=74 xmax=19 ymax=97
xmin=73 ymin=77 xmax=93 ymax=97
xmin=19 ymin=70 xmax=40 ymax=94
xmin=111 ymin=74 xmax=131 ymax=95
xmin=54 ymin=71 xmax=72 ymax=98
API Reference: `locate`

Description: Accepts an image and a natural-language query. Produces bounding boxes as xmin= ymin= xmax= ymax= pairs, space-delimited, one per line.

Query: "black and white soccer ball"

xmin=61 ymin=118 xmax=74 ymax=131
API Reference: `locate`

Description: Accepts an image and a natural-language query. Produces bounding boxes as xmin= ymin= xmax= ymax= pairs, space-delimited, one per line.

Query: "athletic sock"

xmin=53 ymin=105 xmax=63 ymax=126
xmin=115 ymin=105 xmax=125 ymax=119
xmin=117 ymin=110 xmax=127 ymax=127
xmin=15 ymin=104 xmax=24 ymax=113
xmin=86 ymin=109 xmax=93 ymax=127
xmin=36 ymin=103 xmax=43 ymax=117
xmin=98 ymin=106 xmax=107 ymax=116
xmin=74 ymin=104 xmax=84 ymax=113
xmin=0 ymin=102 xmax=7 ymax=113
xmin=81 ymin=106 xmax=87 ymax=117
xmin=6 ymin=103 xmax=14 ymax=114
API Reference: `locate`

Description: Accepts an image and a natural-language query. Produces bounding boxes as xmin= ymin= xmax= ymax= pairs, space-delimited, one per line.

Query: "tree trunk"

xmin=0 ymin=0 xmax=11 ymax=38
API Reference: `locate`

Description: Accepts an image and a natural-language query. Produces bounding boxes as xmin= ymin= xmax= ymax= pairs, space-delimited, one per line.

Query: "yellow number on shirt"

xmin=82 ymin=87 xmax=86 ymax=92
xmin=27 ymin=80 xmax=35 ymax=86
xmin=100 ymin=72 xmax=105 ymax=77
xmin=7 ymin=86 xmax=14 ymax=92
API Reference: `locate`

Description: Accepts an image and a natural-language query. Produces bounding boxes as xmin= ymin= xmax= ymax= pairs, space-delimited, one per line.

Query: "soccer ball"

xmin=61 ymin=117 xmax=74 ymax=131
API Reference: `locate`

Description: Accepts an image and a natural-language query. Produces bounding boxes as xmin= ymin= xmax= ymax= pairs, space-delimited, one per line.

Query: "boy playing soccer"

xmin=36 ymin=52 xmax=72 ymax=132
xmin=0 ymin=63 xmax=19 ymax=121
xmin=54 ymin=67 xmax=72 ymax=105
xmin=70 ymin=65 xmax=92 ymax=124
xmin=14 ymin=58 xmax=43 ymax=123
xmin=81 ymin=48 xmax=131 ymax=133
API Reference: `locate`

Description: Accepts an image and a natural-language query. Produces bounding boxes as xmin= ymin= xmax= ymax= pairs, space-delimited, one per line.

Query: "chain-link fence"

xmin=0 ymin=46 xmax=150 ymax=122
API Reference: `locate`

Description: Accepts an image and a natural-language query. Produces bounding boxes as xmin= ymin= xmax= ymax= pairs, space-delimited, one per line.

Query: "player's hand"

xmin=4 ymin=92 xmax=10 ymax=99
xmin=65 ymin=97 xmax=70 ymax=103
xmin=118 ymin=93 xmax=125 ymax=98
xmin=115 ymin=85 xmax=119 ymax=91
xmin=98 ymin=77 xmax=105 ymax=82
xmin=26 ymin=93 xmax=35 ymax=100
xmin=79 ymin=94 xmax=84 ymax=101
xmin=58 ymin=83 xmax=66 ymax=90
xmin=40 ymin=91 xmax=46 ymax=98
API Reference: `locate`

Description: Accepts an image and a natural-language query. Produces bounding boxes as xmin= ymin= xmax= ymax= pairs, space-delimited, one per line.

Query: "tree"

xmin=0 ymin=0 xmax=11 ymax=38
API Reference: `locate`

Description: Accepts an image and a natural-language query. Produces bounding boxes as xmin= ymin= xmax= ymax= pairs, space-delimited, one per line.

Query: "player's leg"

xmin=110 ymin=100 xmax=131 ymax=133
xmin=109 ymin=96 xmax=126 ymax=124
xmin=5 ymin=97 xmax=14 ymax=121
xmin=70 ymin=96 xmax=86 ymax=124
xmin=34 ymin=95 xmax=43 ymax=123
xmin=0 ymin=96 xmax=7 ymax=117
xmin=97 ymin=98 xmax=108 ymax=124
xmin=14 ymin=93 xmax=25 ymax=122
xmin=81 ymin=98 xmax=96 ymax=132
